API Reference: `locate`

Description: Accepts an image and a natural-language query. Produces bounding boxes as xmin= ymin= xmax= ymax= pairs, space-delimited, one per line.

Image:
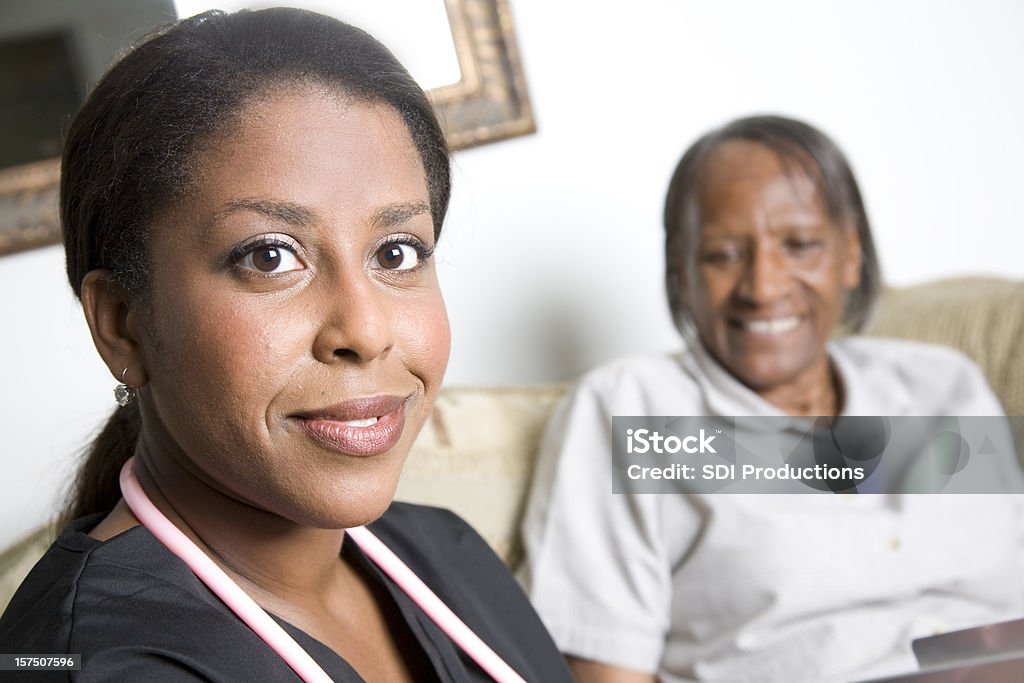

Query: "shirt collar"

xmin=679 ymin=332 xmax=909 ymax=418
xmin=828 ymin=338 xmax=915 ymax=416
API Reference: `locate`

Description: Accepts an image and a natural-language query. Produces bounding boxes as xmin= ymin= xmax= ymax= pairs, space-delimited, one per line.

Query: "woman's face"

xmin=681 ymin=140 xmax=861 ymax=393
xmin=134 ymin=88 xmax=449 ymax=528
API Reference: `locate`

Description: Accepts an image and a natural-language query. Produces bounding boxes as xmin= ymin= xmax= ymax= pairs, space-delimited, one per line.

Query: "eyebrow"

xmin=370 ymin=201 xmax=431 ymax=231
xmin=700 ymin=213 xmax=830 ymax=235
xmin=210 ymin=199 xmax=430 ymax=233
xmin=214 ymin=198 xmax=316 ymax=227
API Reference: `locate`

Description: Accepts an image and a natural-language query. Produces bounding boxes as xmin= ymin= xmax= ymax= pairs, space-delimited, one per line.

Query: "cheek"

xmin=397 ymin=291 xmax=450 ymax=391
xmin=694 ymin=269 xmax=736 ymax=318
xmin=799 ymin=253 xmax=849 ymax=310
xmin=146 ymin=285 xmax=308 ymax=415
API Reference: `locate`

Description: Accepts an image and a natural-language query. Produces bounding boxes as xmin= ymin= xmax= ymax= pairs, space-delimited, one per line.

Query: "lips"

xmin=292 ymin=395 xmax=408 ymax=457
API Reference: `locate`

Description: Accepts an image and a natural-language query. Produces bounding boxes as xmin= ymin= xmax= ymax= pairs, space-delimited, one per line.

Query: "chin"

xmin=275 ymin=475 xmax=401 ymax=530
xmin=723 ymin=336 xmax=822 ymax=388
xmin=344 ymin=490 xmax=397 ymax=528
xmin=296 ymin=503 xmax=392 ymax=531
xmin=731 ymin=358 xmax=810 ymax=393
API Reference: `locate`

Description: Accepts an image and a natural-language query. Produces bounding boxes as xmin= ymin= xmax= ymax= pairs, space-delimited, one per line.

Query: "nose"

xmin=736 ymin=243 xmax=791 ymax=305
xmin=311 ymin=270 xmax=394 ymax=364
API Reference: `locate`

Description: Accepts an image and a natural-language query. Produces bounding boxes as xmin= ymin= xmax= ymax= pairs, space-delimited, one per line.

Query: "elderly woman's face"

xmin=134 ymin=88 xmax=449 ymax=528
xmin=683 ymin=140 xmax=861 ymax=393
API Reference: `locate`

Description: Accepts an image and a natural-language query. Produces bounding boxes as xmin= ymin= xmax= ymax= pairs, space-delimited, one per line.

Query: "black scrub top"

xmin=0 ymin=503 xmax=573 ymax=682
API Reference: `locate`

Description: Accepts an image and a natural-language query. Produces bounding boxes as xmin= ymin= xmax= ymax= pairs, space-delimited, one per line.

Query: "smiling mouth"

xmin=733 ymin=316 xmax=803 ymax=335
xmin=293 ymin=395 xmax=409 ymax=457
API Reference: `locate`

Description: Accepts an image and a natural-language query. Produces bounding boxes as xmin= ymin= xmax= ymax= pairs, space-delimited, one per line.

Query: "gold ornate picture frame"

xmin=431 ymin=0 xmax=535 ymax=150
xmin=0 ymin=160 xmax=60 ymax=257
xmin=0 ymin=0 xmax=535 ymax=257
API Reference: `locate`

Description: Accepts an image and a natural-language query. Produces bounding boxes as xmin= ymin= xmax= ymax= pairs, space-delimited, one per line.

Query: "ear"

xmin=80 ymin=270 xmax=148 ymax=389
xmin=841 ymin=224 xmax=862 ymax=290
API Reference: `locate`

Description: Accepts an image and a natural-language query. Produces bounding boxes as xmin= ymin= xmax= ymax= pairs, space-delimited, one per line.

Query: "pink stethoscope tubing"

xmin=118 ymin=457 xmax=526 ymax=683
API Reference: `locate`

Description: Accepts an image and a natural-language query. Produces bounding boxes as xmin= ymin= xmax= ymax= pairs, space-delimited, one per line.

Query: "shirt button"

xmin=887 ymin=536 xmax=901 ymax=551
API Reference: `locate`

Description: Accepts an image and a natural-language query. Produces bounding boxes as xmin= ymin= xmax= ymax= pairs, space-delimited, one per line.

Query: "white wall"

xmin=2 ymin=0 xmax=1023 ymax=548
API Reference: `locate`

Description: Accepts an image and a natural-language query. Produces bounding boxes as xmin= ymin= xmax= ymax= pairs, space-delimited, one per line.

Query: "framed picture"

xmin=0 ymin=160 xmax=60 ymax=257
xmin=0 ymin=0 xmax=535 ymax=257
xmin=430 ymin=0 xmax=535 ymax=150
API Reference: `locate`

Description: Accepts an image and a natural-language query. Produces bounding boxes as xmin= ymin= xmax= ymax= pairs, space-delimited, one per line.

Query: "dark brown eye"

xmin=233 ymin=236 xmax=304 ymax=275
xmin=375 ymin=243 xmax=419 ymax=271
xmin=252 ymin=246 xmax=282 ymax=272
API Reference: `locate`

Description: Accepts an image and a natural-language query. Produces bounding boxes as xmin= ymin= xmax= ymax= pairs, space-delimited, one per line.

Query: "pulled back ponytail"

xmin=59 ymin=402 xmax=140 ymax=528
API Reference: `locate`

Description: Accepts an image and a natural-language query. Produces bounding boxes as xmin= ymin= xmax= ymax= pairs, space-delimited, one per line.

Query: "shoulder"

xmin=369 ymin=503 xmax=511 ymax=582
xmin=566 ymin=351 xmax=701 ymax=414
xmin=0 ymin=520 xmax=92 ymax=660
xmin=576 ymin=352 xmax=689 ymax=391
xmin=370 ymin=502 xmax=483 ymax=551
xmin=531 ymin=352 xmax=703 ymax=483
xmin=0 ymin=517 xmax=289 ymax=682
xmin=369 ymin=503 xmax=574 ymax=681
xmin=838 ymin=336 xmax=977 ymax=367
xmin=835 ymin=337 xmax=1002 ymax=414
xmin=836 ymin=337 xmax=987 ymax=385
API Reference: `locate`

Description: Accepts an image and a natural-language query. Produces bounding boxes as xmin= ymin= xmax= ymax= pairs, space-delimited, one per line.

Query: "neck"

xmin=756 ymin=356 xmax=842 ymax=417
xmin=132 ymin=439 xmax=349 ymax=611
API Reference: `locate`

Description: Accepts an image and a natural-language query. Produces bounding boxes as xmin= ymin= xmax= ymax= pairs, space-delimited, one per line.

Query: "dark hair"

xmin=663 ymin=114 xmax=881 ymax=334
xmin=60 ymin=8 xmax=451 ymax=525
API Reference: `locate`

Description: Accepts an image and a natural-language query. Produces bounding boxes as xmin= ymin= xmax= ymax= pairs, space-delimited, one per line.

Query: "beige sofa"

xmin=2 ymin=276 xmax=1022 ymax=613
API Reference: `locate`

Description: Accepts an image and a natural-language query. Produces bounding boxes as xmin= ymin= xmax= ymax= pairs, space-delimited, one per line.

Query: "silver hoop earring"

xmin=114 ymin=367 xmax=136 ymax=407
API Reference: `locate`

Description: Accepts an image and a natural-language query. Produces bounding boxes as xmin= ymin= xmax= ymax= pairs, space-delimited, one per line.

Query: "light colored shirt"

xmin=521 ymin=337 xmax=1024 ymax=683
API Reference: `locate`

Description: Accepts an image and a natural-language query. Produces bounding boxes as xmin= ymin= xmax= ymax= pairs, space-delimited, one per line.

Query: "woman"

xmin=0 ymin=9 xmax=572 ymax=682
xmin=520 ymin=115 xmax=1024 ymax=682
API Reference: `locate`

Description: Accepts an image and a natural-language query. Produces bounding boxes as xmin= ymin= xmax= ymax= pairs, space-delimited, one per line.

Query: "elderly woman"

xmin=0 ymin=9 xmax=573 ymax=682
xmin=521 ymin=115 xmax=1024 ymax=682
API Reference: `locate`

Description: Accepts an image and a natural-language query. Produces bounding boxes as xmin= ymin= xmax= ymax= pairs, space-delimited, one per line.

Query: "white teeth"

xmin=743 ymin=317 xmax=801 ymax=334
xmin=342 ymin=417 xmax=379 ymax=427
